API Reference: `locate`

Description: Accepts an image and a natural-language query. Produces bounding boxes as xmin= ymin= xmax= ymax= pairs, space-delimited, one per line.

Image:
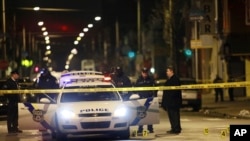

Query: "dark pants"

xmin=228 ymin=88 xmax=234 ymax=101
xmin=215 ymin=89 xmax=224 ymax=102
xmin=138 ymin=125 xmax=153 ymax=132
xmin=167 ymin=108 xmax=181 ymax=132
xmin=7 ymin=102 xmax=18 ymax=132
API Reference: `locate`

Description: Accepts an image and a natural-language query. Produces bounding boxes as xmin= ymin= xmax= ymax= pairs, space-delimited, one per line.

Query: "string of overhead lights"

xmin=64 ymin=16 xmax=101 ymax=70
xmin=33 ymin=6 xmax=54 ymax=72
xmin=33 ymin=6 xmax=101 ymax=71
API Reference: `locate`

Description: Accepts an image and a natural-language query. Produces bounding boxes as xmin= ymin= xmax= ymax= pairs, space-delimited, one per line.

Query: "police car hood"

xmin=57 ymin=101 xmax=125 ymax=114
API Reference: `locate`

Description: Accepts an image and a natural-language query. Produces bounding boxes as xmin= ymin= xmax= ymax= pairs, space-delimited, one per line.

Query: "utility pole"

xmin=2 ymin=0 xmax=6 ymax=60
xmin=137 ymin=0 xmax=141 ymax=54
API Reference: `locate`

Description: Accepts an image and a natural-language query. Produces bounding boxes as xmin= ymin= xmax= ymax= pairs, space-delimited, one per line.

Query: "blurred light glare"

xmin=74 ymin=40 xmax=79 ymax=45
xmin=33 ymin=7 xmax=40 ymax=11
xmin=88 ymin=24 xmax=93 ymax=28
xmin=68 ymin=54 xmax=74 ymax=60
xmin=79 ymin=32 xmax=84 ymax=37
xmin=76 ymin=37 xmax=81 ymax=41
xmin=45 ymin=36 xmax=50 ymax=40
xmin=41 ymin=27 xmax=46 ymax=31
xmin=83 ymin=28 xmax=89 ymax=32
xmin=48 ymin=67 xmax=53 ymax=71
xmin=38 ymin=21 xmax=44 ymax=26
xmin=46 ymin=45 xmax=51 ymax=50
xmin=45 ymin=40 xmax=50 ymax=44
xmin=43 ymin=57 xmax=49 ymax=61
xmin=66 ymin=60 xmax=70 ymax=65
xmin=95 ymin=16 xmax=101 ymax=21
xmin=43 ymin=31 xmax=48 ymax=36
xmin=71 ymin=48 xmax=78 ymax=54
xmin=45 ymin=50 xmax=51 ymax=55
xmin=65 ymin=65 xmax=69 ymax=70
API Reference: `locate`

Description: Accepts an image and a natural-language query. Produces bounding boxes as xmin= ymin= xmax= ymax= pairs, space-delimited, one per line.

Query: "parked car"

xmin=0 ymin=96 xmax=8 ymax=115
xmin=156 ymin=78 xmax=202 ymax=111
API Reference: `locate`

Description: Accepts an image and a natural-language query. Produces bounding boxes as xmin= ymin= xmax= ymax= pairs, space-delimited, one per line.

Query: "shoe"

xmin=16 ymin=129 xmax=23 ymax=133
xmin=166 ymin=130 xmax=180 ymax=134
xmin=149 ymin=130 xmax=154 ymax=133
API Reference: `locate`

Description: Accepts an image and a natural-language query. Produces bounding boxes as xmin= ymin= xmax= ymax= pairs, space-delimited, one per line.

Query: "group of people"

xmin=1 ymin=68 xmax=59 ymax=134
xmin=111 ymin=65 xmax=182 ymax=134
xmin=2 ymin=65 xmax=183 ymax=135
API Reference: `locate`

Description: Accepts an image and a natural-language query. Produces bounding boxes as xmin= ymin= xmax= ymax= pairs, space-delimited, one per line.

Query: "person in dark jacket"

xmin=111 ymin=66 xmax=132 ymax=100
xmin=162 ymin=65 xmax=182 ymax=134
xmin=33 ymin=68 xmax=59 ymax=102
xmin=135 ymin=67 xmax=155 ymax=133
xmin=213 ymin=75 xmax=224 ymax=102
xmin=2 ymin=70 xmax=22 ymax=133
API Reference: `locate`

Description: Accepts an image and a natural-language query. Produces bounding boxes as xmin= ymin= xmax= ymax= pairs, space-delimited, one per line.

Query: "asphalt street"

xmin=0 ymin=92 xmax=249 ymax=141
xmin=200 ymin=92 xmax=250 ymax=119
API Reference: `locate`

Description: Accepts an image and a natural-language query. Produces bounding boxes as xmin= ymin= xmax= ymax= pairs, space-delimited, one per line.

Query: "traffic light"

xmin=128 ymin=51 xmax=135 ymax=59
xmin=184 ymin=48 xmax=192 ymax=58
xmin=34 ymin=66 xmax=40 ymax=73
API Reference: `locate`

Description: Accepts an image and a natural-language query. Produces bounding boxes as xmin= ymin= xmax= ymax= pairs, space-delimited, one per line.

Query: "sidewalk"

xmin=201 ymin=93 xmax=250 ymax=119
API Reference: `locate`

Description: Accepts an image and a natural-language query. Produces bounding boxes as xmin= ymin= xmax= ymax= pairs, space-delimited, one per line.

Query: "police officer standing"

xmin=34 ymin=68 xmax=59 ymax=102
xmin=111 ymin=66 xmax=132 ymax=100
xmin=2 ymin=70 xmax=22 ymax=133
xmin=134 ymin=67 xmax=155 ymax=133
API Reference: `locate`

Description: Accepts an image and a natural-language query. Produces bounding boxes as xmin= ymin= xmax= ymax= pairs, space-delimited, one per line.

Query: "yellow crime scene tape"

xmin=1 ymin=81 xmax=250 ymax=95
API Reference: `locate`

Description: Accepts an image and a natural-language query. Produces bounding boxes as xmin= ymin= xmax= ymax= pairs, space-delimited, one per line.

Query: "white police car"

xmin=18 ymin=71 xmax=159 ymax=140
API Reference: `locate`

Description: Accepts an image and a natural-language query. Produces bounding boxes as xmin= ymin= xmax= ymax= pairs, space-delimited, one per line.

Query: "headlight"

xmin=114 ymin=106 xmax=127 ymax=117
xmin=59 ymin=110 xmax=76 ymax=119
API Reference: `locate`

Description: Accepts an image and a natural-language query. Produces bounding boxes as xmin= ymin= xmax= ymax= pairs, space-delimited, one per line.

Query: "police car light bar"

xmin=59 ymin=71 xmax=110 ymax=87
xmin=61 ymin=71 xmax=102 ymax=78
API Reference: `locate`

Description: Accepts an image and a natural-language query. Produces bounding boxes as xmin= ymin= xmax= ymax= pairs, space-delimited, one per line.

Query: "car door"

xmin=125 ymin=96 xmax=160 ymax=126
xmin=18 ymin=98 xmax=57 ymax=131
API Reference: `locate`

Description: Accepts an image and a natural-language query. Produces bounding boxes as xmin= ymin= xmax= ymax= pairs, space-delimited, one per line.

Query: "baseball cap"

xmin=11 ymin=70 xmax=19 ymax=75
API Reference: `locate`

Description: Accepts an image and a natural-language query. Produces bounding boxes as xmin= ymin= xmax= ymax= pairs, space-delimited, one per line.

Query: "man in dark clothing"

xmin=213 ymin=75 xmax=224 ymax=102
xmin=34 ymin=68 xmax=59 ymax=102
xmin=135 ymin=67 xmax=155 ymax=133
xmin=162 ymin=65 xmax=182 ymax=134
xmin=111 ymin=66 xmax=132 ymax=100
xmin=2 ymin=70 xmax=22 ymax=133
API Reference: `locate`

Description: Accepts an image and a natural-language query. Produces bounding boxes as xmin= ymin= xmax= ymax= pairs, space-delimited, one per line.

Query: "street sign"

xmin=191 ymin=40 xmax=202 ymax=49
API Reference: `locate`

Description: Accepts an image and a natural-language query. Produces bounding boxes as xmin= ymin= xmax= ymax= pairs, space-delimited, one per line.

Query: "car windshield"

xmin=60 ymin=85 xmax=121 ymax=103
